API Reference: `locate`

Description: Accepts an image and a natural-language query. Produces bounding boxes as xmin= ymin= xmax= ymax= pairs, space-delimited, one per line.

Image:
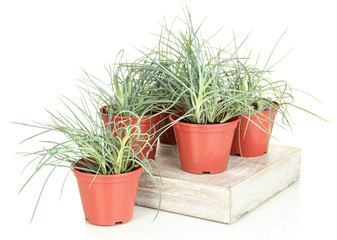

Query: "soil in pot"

xmin=72 ymin=167 xmax=143 ymax=226
xmin=169 ymin=115 xmax=239 ymax=174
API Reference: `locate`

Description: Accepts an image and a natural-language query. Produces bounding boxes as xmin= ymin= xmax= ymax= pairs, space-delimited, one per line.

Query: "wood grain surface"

xmin=136 ymin=144 xmax=301 ymax=224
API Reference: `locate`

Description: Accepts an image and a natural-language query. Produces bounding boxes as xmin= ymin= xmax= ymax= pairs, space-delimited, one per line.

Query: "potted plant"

xmin=228 ymin=62 xmax=283 ymax=157
xmin=15 ymin=96 xmax=161 ymax=225
xmin=227 ymin=32 xmax=327 ymax=157
xmin=130 ymin=59 xmax=180 ymax=145
xmin=140 ymin=9 xmax=254 ymax=174
xmin=128 ymin=52 xmax=181 ymax=145
xmin=80 ymin=50 xmax=165 ymax=160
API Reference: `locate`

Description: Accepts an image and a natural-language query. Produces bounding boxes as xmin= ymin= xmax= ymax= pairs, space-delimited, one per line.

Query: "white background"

xmin=1 ymin=0 xmax=337 ymax=239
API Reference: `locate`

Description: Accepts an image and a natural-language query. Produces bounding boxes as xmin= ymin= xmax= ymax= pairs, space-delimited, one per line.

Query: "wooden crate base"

xmin=136 ymin=144 xmax=301 ymax=224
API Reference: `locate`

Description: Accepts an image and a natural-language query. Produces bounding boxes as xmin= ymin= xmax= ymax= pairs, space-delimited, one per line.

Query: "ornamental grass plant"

xmin=225 ymin=30 xmax=327 ymax=135
xmin=137 ymin=8 xmax=256 ymax=125
xmin=80 ymin=50 xmax=164 ymax=118
xmin=14 ymin=95 xmax=161 ymax=222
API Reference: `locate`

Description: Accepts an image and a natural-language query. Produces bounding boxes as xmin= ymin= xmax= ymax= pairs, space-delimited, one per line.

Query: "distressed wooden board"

xmin=136 ymin=144 xmax=301 ymax=224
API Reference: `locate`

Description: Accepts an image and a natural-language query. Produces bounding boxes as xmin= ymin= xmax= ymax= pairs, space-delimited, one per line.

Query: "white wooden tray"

xmin=136 ymin=144 xmax=301 ymax=224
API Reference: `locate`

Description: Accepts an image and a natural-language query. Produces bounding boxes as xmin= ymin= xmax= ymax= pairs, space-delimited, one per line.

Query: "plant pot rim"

xmin=240 ymin=104 xmax=278 ymax=120
xmin=100 ymin=106 xmax=161 ymax=121
xmin=253 ymin=101 xmax=278 ymax=110
xmin=72 ymin=166 xmax=143 ymax=183
xmin=169 ymin=114 xmax=239 ymax=128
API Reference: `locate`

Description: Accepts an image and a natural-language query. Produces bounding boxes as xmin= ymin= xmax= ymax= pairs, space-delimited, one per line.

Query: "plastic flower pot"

xmin=101 ymin=107 xmax=161 ymax=160
xmin=159 ymin=105 xmax=185 ymax=145
xmin=169 ymin=115 xmax=239 ymax=174
xmin=159 ymin=113 xmax=176 ymax=144
xmin=231 ymin=107 xmax=277 ymax=157
xmin=72 ymin=167 xmax=143 ymax=226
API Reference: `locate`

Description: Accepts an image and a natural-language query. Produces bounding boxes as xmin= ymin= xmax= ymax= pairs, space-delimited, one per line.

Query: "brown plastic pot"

xmin=159 ymin=113 xmax=176 ymax=144
xmin=231 ymin=107 xmax=277 ymax=157
xmin=169 ymin=115 xmax=239 ymax=174
xmin=72 ymin=167 xmax=143 ymax=226
xmin=159 ymin=105 xmax=185 ymax=145
xmin=101 ymin=107 xmax=161 ymax=160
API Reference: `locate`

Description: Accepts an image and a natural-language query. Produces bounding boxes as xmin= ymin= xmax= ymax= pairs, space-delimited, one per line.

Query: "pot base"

xmin=85 ymin=218 xmax=130 ymax=226
xmin=181 ymin=166 xmax=229 ymax=175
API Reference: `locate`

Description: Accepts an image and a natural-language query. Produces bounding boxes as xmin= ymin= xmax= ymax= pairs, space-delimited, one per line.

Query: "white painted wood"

xmin=230 ymin=149 xmax=301 ymax=223
xmin=136 ymin=144 xmax=301 ymax=224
